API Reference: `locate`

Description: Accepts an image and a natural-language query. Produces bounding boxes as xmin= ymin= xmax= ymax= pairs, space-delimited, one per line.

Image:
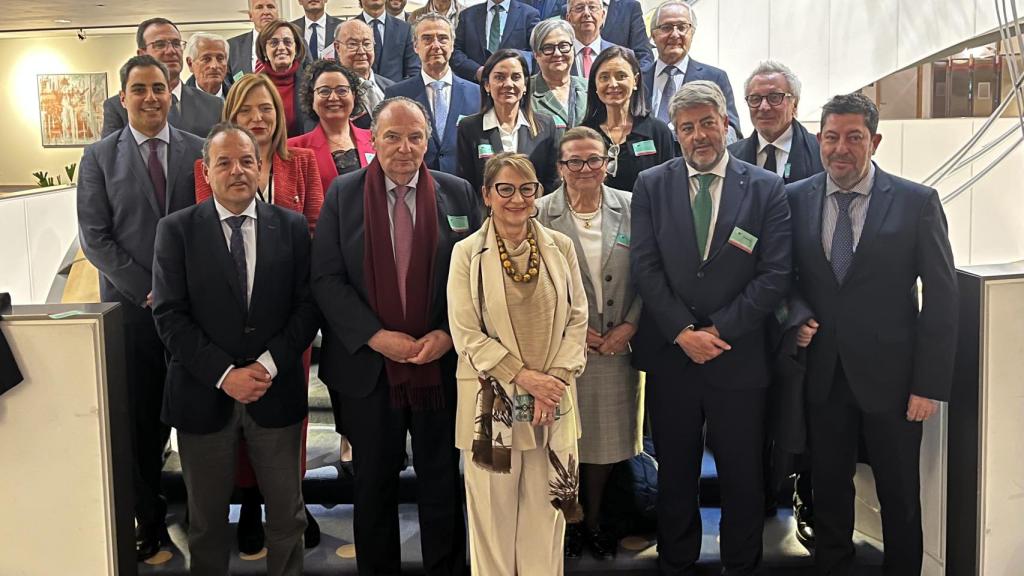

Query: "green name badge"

xmin=232 ymin=70 xmax=244 ymax=83
xmin=447 ymin=214 xmax=470 ymax=232
xmin=615 ymin=233 xmax=630 ymax=247
xmin=478 ymin=143 xmax=495 ymax=158
xmin=632 ymin=139 xmax=657 ymax=157
xmin=784 ymin=163 xmax=792 ymax=179
xmin=728 ymin=226 xmax=758 ymax=254
xmin=457 ymin=114 xmax=468 ymax=125
xmin=553 ymin=117 xmax=567 ymax=129
xmin=364 ymin=152 xmax=376 ymax=164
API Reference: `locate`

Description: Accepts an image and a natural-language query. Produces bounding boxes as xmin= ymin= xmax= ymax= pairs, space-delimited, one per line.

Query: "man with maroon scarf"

xmin=311 ymin=97 xmax=480 ymax=576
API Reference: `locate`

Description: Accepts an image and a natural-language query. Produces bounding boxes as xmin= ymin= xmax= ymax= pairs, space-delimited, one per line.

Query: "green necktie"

xmin=692 ymin=173 xmax=715 ymax=259
xmin=488 ymin=3 xmax=504 ymax=53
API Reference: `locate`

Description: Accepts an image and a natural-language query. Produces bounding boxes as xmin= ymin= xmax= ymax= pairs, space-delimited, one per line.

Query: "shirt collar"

xmin=171 ymin=81 xmax=182 ymax=102
xmin=362 ymin=11 xmax=385 ymax=23
xmin=573 ymin=36 xmax=602 ymax=55
xmin=129 ymin=122 xmax=171 ymax=146
xmin=656 ymin=54 xmax=689 ymax=77
xmin=482 ymin=108 xmax=528 ymax=132
xmin=385 ymin=171 xmax=420 ymax=193
xmin=306 ymin=13 xmax=328 ymax=29
xmin=213 ymin=196 xmax=258 ymax=221
xmin=826 ymin=162 xmax=876 ymax=196
xmin=757 ymin=123 xmax=793 ymax=154
xmin=421 ymin=67 xmax=454 ymax=87
xmin=689 ymin=150 xmax=730 ymax=180
xmin=489 ymin=0 xmax=507 ymax=9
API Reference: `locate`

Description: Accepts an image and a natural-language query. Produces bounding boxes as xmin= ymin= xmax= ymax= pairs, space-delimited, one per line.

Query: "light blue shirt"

xmin=485 ymin=0 xmax=509 ymax=48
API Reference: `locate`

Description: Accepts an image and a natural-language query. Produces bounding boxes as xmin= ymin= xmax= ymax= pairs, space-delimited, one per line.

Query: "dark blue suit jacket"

xmin=529 ymin=0 xmax=652 ymax=69
xmin=364 ymin=13 xmax=421 ymax=82
xmin=452 ymin=0 xmax=540 ymax=81
xmin=643 ymin=57 xmax=742 ymax=137
xmin=728 ymin=119 xmax=823 ymax=184
xmin=786 ymin=168 xmax=958 ymax=412
xmin=384 ymin=73 xmax=481 ymax=174
xmin=630 ymin=156 xmax=791 ymax=387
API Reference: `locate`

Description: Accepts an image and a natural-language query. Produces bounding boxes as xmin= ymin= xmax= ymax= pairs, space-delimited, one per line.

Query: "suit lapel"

xmin=120 ymin=128 xmax=162 ymax=219
xmin=544 ymin=190 xmax=594 ymax=299
xmin=805 ymin=175 xmax=832 ymax=276
xmin=479 ymin=226 xmax=520 ymax=355
xmin=703 ymin=159 xmax=748 ymax=266
xmin=682 ymin=59 xmax=701 ymax=84
xmin=516 ymin=124 xmax=536 ymax=155
xmin=667 ymin=160 xmax=701 ymax=269
xmin=249 ymin=202 xmax=280 ymax=314
xmin=486 ymin=125 xmax=504 ymax=153
xmin=600 ymin=187 xmax=624 ymax=270
xmin=200 ymin=201 xmax=247 ymax=312
xmin=501 ymin=2 xmax=522 ymax=44
xmin=787 ymin=121 xmax=810 ymax=183
xmin=166 ymin=127 xmax=186 ymax=212
xmin=848 ymin=168 xmax=893 ymax=276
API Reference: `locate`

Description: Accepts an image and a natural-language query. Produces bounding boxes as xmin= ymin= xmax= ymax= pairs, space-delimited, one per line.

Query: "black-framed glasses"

xmin=559 ymin=156 xmax=608 ymax=172
xmin=267 ymin=37 xmax=295 ymax=48
xmin=539 ymin=41 xmax=573 ymax=56
xmin=146 ymin=39 xmax=185 ymax=51
xmin=745 ymin=92 xmax=792 ymax=108
xmin=492 ymin=182 xmax=542 ymax=198
xmin=653 ymin=22 xmax=692 ymax=35
xmin=314 ymin=85 xmax=353 ymax=98
xmin=606 ymin=144 xmax=620 ymax=178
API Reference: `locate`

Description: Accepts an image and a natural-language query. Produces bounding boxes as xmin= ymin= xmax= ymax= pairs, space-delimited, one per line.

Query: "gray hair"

xmin=411 ymin=12 xmax=454 ymax=37
xmin=370 ymin=96 xmax=433 ymax=141
xmin=202 ymin=122 xmax=261 ymax=166
xmin=668 ymin=80 xmax=727 ymax=121
xmin=530 ymin=18 xmax=576 ymax=53
xmin=651 ymin=0 xmax=697 ymax=32
xmin=186 ymin=32 xmax=229 ymax=61
xmin=744 ymin=60 xmax=801 ymax=103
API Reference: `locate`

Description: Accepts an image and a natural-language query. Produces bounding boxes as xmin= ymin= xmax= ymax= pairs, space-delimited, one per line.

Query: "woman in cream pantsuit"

xmin=448 ymin=152 xmax=589 ymax=575
xmin=535 ymin=126 xmax=643 ymax=560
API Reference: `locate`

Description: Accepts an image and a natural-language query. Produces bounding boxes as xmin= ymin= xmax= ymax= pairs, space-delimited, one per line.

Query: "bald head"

xmin=335 ymin=19 xmax=375 ymax=77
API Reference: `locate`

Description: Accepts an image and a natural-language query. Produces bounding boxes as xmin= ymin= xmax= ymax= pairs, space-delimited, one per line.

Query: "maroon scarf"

xmin=363 ymin=158 xmax=443 ymax=409
xmin=262 ymin=59 xmax=301 ymax=136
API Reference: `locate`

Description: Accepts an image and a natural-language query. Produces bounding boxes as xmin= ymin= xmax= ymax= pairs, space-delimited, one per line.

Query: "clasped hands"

xmin=223 ymin=362 xmax=272 ymax=404
xmin=369 ymin=329 xmax=453 ymax=365
xmin=586 ymin=322 xmax=636 ymax=356
xmin=514 ymin=368 xmax=566 ymax=427
xmin=675 ymin=325 xmax=731 ymax=364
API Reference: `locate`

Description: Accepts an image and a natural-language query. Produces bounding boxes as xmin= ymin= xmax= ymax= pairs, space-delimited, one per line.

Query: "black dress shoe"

xmin=136 ymin=523 xmax=168 ymax=562
xmin=793 ymin=481 xmax=816 ymax=547
xmin=237 ymin=501 xmax=265 ymax=555
xmin=564 ymin=523 xmax=584 ymax=559
xmin=304 ymin=506 xmax=320 ymax=548
xmin=587 ymin=526 xmax=617 ymax=560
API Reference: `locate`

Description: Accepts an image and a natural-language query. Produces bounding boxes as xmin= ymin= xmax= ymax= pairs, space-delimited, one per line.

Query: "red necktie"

xmin=581 ymin=47 xmax=594 ymax=78
xmin=393 ymin=185 xmax=414 ymax=313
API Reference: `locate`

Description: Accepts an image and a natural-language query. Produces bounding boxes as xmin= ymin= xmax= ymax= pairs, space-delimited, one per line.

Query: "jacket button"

xmin=244 ymin=326 xmax=255 ymax=334
xmin=696 ymin=271 xmax=704 ymax=279
xmin=606 ymin=321 xmax=614 ymax=328
xmin=606 ymin=299 xmax=614 ymax=307
xmin=605 ymin=275 xmax=612 ymax=282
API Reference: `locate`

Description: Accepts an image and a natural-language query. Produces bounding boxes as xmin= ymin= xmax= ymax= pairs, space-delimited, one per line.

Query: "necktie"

xmin=581 ymin=46 xmax=594 ymax=78
xmin=431 ymin=80 xmax=448 ymax=140
xmin=146 ymin=139 xmax=167 ymax=214
xmin=830 ymin=192 xmax=856 ymax=283
xmin=488 ymin=4 xmax=504 ymax=53
xmin=393 ymin=185 xmax=414 ymax=313
xmin=763 ymin=143 xmax=777 ymax=175
xmin=308 ymin=22 xmax=319 ymax=59
xmin=226 ymin=216 xmax=249 ymax=306
xmin=168 ymin=93 xmax=181 ymax=126
xmin=364 ymin=77 xmax=382 ymax=111
xmin=254 ymin=59 xmax=266 ymax=74
xmin=372 ymin=19 xmax=384 ymax=72
xmin=656 ymin=65 xmax=679 ymax=123
xmin=692 ymin=173 xmax=715 ymax=259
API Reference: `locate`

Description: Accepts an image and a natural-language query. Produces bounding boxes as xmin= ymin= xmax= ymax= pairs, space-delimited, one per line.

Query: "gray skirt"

xmin=575 ymin=351 xmax=643 ymax=464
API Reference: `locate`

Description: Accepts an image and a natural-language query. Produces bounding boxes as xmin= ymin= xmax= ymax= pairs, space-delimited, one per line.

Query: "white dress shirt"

xmin=688 ymin=150 xmax=729 ymax=259
xmin=756 ymin=124 xmax=793 ymax=177
xmin=362 ymin=12 xmax=387 ymax=46
xmin=482 ymin=108 xmax=529 ymax=153
xmin=651 ymin=54 xmax=689 ymax=121
xmin=822 ymin=162 xmax=875 ymax=256
xmin=304 ymin=13 xmax=329 ymax=58
xmin=129 ymin=122 xmax=170 ymax=177
xmin=212 ymin=197 xmax=278 ymax=388
xmin=485 ymin=0 xmax=509 ymax=46
xmin=384 ymin=171 xmax=419 ymax=254
xmin=573 ymin=36 xmax=603 ymax=77
xmin=422 ymin=68 xmax=454 ymax=111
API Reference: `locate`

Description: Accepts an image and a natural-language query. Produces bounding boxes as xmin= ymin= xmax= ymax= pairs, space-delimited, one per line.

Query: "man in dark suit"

xmin=643 ymin=0 xmax=741 ymax=140
xmin=291 ymin=0 xmax=342 ymax=61
xmin=78 ymin=54 xmax=205 ymax=561
xmin=451 ymin=0 xmax=540 ymax=82
xmin=336 ymin=18 xmax=396 ymax=130
xmin=563 ymin=0 xmax=652 ymax=74
xmin=312 ymin=97 xmax=479 ymax=576
xmin=185 ymin=32 xmax=232 ymax=98
xmin=152 ymin=123 xmax=319 ymax=576
xmin=787 ymin=93 xmax=958 ymax=576
xmin=227 ymin=0 xmax=280 ymax=79
xmin=385 ymin=14 xmax=481 ymax=175
xmin=102 ymin=18 xmax=223 ymax=139
xmin=357 ymin=0 xmax=421 ymax=83
xmin=630 ymin=80 xmax=791 ymax=576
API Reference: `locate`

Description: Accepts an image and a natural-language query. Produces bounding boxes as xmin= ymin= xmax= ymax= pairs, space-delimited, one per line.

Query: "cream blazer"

xmin=447 ymin=219 xmax=589 ymax=451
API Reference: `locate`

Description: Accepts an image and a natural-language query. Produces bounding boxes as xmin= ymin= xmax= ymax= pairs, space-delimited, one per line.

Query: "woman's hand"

xmin=597 ymin=322 xmax=636 ymax=356
xmin=586 ymin=327 xmax=605 ymax=353
xmin=532 ymin=397 xmax=558 ymax=427
xmin=513 ymin=368 xmax=565 ymax=407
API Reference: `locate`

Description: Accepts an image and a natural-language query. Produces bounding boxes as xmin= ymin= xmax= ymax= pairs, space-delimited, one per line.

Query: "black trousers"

xmin=647 ymin=366 xmax=766 ymax=576
xmin=810 ymin=362 xmax=923 ymax=576
xmin=337 ymin=373 xmax=466 ymax=576
xmin=124 ymin=314 xmax=171 ymax=532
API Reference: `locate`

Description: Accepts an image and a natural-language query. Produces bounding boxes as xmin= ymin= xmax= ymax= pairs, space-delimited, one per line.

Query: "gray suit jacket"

xmin=77 ymin=125 xmax=204 ymax=312
xmin=227 ymin=30 xmax=254 ymax=79
xmin=535 ymin=185 xmax=642 ymax=332
xmin=101 ymin=84 xmax=223 ymax=139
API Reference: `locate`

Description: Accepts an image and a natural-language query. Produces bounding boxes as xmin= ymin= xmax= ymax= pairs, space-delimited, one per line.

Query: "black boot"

xmin=237 ymin=488 xmax=265 ymax=555
xmin=793 ymin=473 xmax=815 ymax=547
xmin=564 ymin=522 xmax=584 ymax=559
xmin=304 ymin=506 xmax=320 ymax=548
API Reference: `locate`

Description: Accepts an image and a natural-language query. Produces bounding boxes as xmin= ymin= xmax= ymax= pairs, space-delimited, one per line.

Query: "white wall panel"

xmin=871 ymin=121 xmax=903 ymax=174
xmin=770 ymin=0 xmax=831 ymax=124
xmin=717 ymin=0 xmax=770 ymax=137
xmin=898 ymin=0 xmax=974 ymax=69
xmin=975 ymin=0 xmax=1001 ymax=35
xmin=0 ymin=201 xmax=31 ymax=303
xmin=829 ymin=0 xmax=899 ymax=98
xmin=24 ymin=188 xmax=78 ymax=303
xmin=970 ymin=119 xmax=1024 ymax=265
xmin=688 ymin=0 xmax=720 ymax=67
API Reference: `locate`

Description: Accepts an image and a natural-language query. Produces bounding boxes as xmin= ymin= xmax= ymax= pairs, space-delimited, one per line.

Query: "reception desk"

xmin=0 ymin=303 xmax=134 ymax=576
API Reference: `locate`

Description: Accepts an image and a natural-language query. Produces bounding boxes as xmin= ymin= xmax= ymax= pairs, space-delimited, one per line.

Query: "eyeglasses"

xmin=340 ymin=40 xmax=374 ymax=52
xmin=492 ymin=182 xmax=542 ymax=198
xmin=570 ymin=3 xmax=603 ymax=13
xmin=267 ymin=37 xmax=295 ymax=48
xmin=606 ymin=144 xmax=620 ymax=178
xmin=146 ymin=39 xmax=185 ymax=51
xmin=745 ymin=92 xmax=792 ymax=108
xmin=315 ymin=85 xmax=353 ymax=98
xmin=653 ymin=22 xmax=692 ymax=35
xmin=539 ymin=41 xmax=573 ymax=56
xmin=559 ymin=156 xmax=608 ymax=172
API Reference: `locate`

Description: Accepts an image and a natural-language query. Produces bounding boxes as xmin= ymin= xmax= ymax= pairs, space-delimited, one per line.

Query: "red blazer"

xmin=194 ymin=147 xmax=324 ymax=234
xmin=287 ymin=122 xmax=375 ymax=196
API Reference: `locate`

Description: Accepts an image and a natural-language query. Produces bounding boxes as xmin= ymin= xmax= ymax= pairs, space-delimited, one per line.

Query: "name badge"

xmin=728 ymin=226 xmax=758 ymax=254
xmin=232 ymin=70 xmax=245 ymax=82
xmin=364 ymin=152 xmax=376 ymax=164
xmin=632 ymin=139 xmax=657 ymax=156
xmin=447 ymin=214 xmax=470 ymax=232
xmin=478 ymin=144 xmax=495 ymax=159
xmin=457 ymin=114 xmax=468 ymax=125
xmin=784 ymin=163 xmax=792 ymax=179
xmin=615 ymin=233 xmax=630 ymax=247
xmin=553 ymin=117 xmax=567 ymax=129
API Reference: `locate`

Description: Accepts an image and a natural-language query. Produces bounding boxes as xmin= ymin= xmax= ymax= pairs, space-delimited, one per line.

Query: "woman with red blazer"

xmin=287 ymin=60 xmax=375 ymax=195
xmin=193 ymin=72 xmax=324 ymax=553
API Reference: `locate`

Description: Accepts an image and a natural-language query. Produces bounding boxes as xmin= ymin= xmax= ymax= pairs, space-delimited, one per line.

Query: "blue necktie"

xmin=431 ymin=80 xmax=448 ymax=140
xmin=830 ymin=192 xmax=856 ymax=283
xmin=308 ymin=22 xmax=319 ymax=59
xmin=226 ymin=216 xmax=249 ymax=306
xmin=656 ymin=66 xmax=679 ymax=123
xmin=372 ymin=19 xmax=384 ymax=73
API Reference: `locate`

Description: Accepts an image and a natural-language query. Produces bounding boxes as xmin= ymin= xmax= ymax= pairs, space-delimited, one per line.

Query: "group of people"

xmin=75 ymin=2 xmax=959 ymax=576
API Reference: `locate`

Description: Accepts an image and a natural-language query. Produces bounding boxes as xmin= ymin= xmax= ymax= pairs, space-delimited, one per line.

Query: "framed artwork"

xmin=37 ymin=73 xmax=107 ymax=148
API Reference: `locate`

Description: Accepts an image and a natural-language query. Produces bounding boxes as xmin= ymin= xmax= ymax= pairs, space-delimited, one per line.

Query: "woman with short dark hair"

xmin=256 ymin=19 xmax=311 ymax=137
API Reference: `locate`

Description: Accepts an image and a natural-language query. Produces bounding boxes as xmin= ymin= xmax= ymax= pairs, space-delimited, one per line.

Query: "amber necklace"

xmin=495 ymin=223 xmax=541 ymax=283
